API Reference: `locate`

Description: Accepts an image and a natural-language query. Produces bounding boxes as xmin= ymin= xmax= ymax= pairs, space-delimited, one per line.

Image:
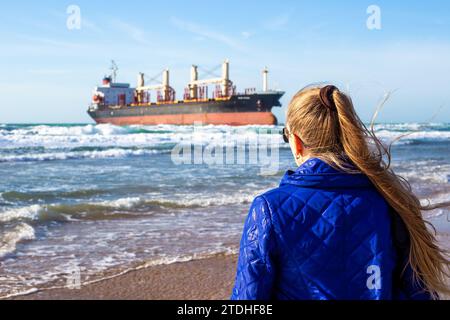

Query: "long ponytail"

xmin=287 ymin=84 xmax=450 ymax=298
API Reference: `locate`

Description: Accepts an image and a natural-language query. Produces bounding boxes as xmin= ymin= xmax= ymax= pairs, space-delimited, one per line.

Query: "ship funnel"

xmin=262 ymin=67 xmax=269 ymax=92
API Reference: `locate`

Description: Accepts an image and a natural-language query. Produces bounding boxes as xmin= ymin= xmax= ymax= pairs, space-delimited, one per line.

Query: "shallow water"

xmin=0 ymin=123 xmax=449 ymax=297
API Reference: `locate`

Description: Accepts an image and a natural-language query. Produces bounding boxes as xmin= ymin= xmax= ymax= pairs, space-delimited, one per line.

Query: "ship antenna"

xmin=110 ymin=60 xmax=119 ymax=83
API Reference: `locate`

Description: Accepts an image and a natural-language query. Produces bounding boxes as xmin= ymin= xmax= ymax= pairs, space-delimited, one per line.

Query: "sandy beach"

xmin=12 ymin=254 xmax=237 ymax=300
xmin=9 ymin=235 xmax=450 ymax=300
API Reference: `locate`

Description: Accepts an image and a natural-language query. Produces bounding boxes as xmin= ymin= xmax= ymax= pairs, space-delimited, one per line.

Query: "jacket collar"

xmin=280 ymin=158 xmax=373 ymax=189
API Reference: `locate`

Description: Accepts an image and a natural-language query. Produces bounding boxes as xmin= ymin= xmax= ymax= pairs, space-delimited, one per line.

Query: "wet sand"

xmin=14 ymin=254 xmax=238 ymax=300
xmin=12 ymin=234 xmax=450 ymax=300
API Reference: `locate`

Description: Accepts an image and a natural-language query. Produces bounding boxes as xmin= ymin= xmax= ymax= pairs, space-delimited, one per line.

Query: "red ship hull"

xmin=93 ymin=111 xmax=277 ymax=126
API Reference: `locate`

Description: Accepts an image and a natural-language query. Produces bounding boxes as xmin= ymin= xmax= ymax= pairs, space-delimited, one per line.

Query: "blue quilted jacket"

xmin=231 ymin=158 xmax=430 ymax=300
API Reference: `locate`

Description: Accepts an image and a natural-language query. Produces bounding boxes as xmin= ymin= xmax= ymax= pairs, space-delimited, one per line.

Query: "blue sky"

xmin=0 ymin=0 xmax=449 ymax=123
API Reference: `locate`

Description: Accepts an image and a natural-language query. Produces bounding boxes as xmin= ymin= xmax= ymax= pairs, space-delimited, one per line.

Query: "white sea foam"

xmin=0 ymin=124 xmax=281 ymax=151
xmin=0 ymin=223 xmax=35 ymax=258
xmin=1 ymin=124 xmax=448 ymax=163
xmin=0 ymin=287 xmax=39 ymax=300
xmin=9 ymin=124 xmax=129 ymax=137
xmin=0 ymin=247 xmax=239 ymax=299
xmin=0 ymin=148 xmax=162 ymax=162
xmin=89 ymin=189 xmax=260 ymax=211
xmin=391 ymin=160 xmax=450 ymax=185
xmin=168 ymin=192 xmax=257 ymax=207
xmin=100 ymin=197 xmax=143 ymax=209
xmin=374 ymin=129 xmax=450 ymax=142
xmin=372 ymin=122 xmax=449 ymax=131
xmin=372 ymin=123 xmax=423 ymax=131
xmin=140 ymin=248 xmax=239 ymax=268
xmin=421 ymin=192 xmax=450 ymax=219
xmin=0 ymin=205 xmax=41 ymax=223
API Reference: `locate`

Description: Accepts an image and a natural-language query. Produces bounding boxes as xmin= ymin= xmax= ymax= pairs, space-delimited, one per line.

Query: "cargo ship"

xmin=87 ymin=60 xmax=284 ymax=126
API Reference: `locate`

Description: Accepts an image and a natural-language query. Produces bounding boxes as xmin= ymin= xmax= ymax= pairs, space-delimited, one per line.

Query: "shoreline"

xmin=12 ymin=254 xmax=238 ymax=300
xmin=9 ymin=233 xmax=450 ymax=300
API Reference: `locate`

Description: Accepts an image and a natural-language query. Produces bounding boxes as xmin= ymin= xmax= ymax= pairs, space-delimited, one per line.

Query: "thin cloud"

xmin=241 ymin=31 xmax=253 ymax=39
xmin=263 ymin=13 xmax=290 ymax=30
xmin=111 ymin=20 xmax=148 ymax=45
xmin=170 ymin=17 xmax=244 ymax=51
xmin=82 ymin=17 xmax=103 ymax=34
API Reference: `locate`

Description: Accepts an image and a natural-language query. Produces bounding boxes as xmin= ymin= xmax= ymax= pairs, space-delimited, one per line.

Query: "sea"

xmin=0 ymin=123 xmax=449 ymax=297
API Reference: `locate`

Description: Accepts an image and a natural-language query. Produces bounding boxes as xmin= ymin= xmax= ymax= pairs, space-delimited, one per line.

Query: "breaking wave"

xmin=0 ymin=223 xmax=35 ymax=258
xmin=0 ymin=148 xmax=166 ymax=163
xmin=1 ymin=123 xmax=449 ymax=163
xmin=0 ymin=191 xmax=260 ymax=225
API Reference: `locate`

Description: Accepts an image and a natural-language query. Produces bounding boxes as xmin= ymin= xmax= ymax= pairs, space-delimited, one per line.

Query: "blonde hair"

xmin=287 ymin=84 xmax=450 ymax=298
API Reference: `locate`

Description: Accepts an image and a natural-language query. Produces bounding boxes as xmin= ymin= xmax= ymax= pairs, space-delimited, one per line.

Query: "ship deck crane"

xmin=135 ymin=69 xmax=175 ymax=103
xmin=188 ymin=60 xmax=233 ymax=99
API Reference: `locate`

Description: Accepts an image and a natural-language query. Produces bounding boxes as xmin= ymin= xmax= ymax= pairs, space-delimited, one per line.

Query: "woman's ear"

xmin=289 ymin=133 xmax=304 ymax=160
xmin=293 ymin=135 xmax=304 ymax=157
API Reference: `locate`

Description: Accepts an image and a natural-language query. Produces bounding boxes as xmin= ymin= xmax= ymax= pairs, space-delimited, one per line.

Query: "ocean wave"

xmin=421 ymin=191 xmax=450 ymax=219
xmin=0 ymin=185 xmax=166 ymax=203
xmin=2 ymin=124 xmax=130 ymax=136
xmin=0 ymin=223 xmax=35 ymax=258
xmin=1 ymin=123 xmax=448 ymax=156
xmin=140 ymin=247 xmax=239 ymax=267
xmin=1 ymin=189 xmax=109 ymax=202
xmin=98 ymin=191 xmax=257 ymax=210
xmin=392 ymin=161 xmax=450 ymax=185
xmin=98 ymin=190 xmax=258 ymax=211
xmin=0 ymin=191 xmax=260 ymax=224
xmin=0 ymin=202 xmax=145 ymax=224
xmin=372 ymin=123 xmax=450 ymax=132
xmin=0 ymin=124 xmax=289 ymax=163
xmin=374 ymin=129 xmax=450 ymax=142
xmin=0 ymin=148 xmax=165 ymax=162
xmin=0 ymin=205 xmax=41 ymax=223
xmin=0 ymin=123 xmax=277 ymax=137
xmin=0 ymin=124 xmax=283 ymax=151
